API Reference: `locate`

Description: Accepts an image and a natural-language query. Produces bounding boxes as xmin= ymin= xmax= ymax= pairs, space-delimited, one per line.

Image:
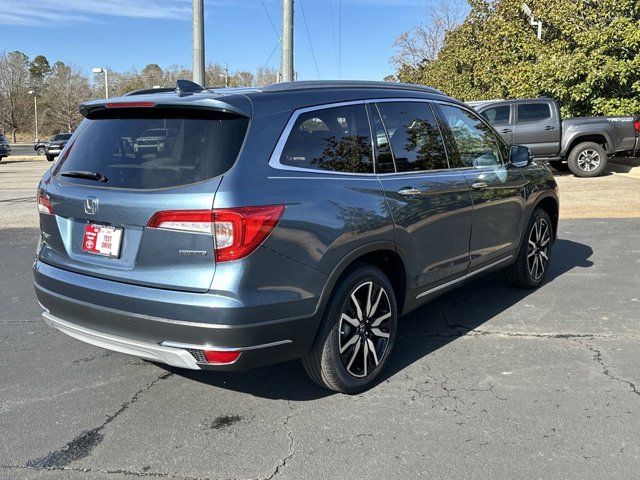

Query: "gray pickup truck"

xmin=469 ymin=98 xmax=640 ymax=177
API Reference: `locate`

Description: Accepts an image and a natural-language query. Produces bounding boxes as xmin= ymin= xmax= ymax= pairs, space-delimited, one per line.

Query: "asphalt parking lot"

xmin=1 ymin=157 xmax=639 ymax=479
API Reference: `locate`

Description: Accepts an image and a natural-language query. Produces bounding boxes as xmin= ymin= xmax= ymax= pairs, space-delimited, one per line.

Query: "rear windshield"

xmin=55 ymin=113 xmax=248 ymax=189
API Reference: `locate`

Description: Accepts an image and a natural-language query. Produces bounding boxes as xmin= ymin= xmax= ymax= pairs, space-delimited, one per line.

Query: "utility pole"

xmin=28 ymin=90 xmax=38 ymax=141
xmin=281 ymin=0 xmax=294 ymax=82
xmin=193 ymin=0 xmax=205 ymax=86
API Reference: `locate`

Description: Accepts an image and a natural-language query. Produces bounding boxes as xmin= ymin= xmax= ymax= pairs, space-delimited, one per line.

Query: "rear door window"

xmin=279 ymin=104 xmax=374 ymax=174
xmin=376 ymin=101 xmax=449 ymax=172
xmin=55 ymin=113 xmax=249 ymax=189
xmin=517 ymin=103 xmax=551 ymax=123
xmin=481 ymin=106 xmax=510 ymax=125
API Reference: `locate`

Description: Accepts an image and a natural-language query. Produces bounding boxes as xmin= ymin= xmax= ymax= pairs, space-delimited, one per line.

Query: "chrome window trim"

xmin=269 ymin=97 xmax=470 ymax=180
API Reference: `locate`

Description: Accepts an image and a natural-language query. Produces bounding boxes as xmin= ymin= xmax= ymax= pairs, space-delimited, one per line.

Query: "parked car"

xmin=469 ymin=98 xmax=640 ymax=177
xmin=43 ymin=133 xmax=73 ymax=162
xmin=133 ymin=128 xmax=178 ymax=156
xmin=0 ymin=134 xmax=11 ymax=161
xmin=34 ymin=139 xmax=48 ymax=156
xmin=34 ymin=80 xmax=559 ymax=393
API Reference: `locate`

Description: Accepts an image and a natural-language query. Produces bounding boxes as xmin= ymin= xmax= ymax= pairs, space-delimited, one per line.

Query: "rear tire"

xmin=548 ymin=160 xmax=569 ymax=172
xmin=505 ymin=208 xmax=554 ymax=289
xmin=37 ymin=147 xmax=45 ymax=156
xmin=567 ymin=142 xmax=607 ymax=177
xmin=46 ymin=155 xmax=54 ymax=162
xmin=302 ymin=264 xmax=398 ymax=394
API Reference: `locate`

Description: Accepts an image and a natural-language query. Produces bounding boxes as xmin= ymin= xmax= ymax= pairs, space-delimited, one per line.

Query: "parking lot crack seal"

xmin=25 ymin=371 xmax=174 ymax=470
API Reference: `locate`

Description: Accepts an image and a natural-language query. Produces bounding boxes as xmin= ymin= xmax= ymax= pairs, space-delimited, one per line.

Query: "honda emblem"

xmin=84 ymin=197 xmax=99 ymax=215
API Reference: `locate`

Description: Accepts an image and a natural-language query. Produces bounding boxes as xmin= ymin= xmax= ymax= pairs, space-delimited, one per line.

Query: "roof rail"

xmin=262 ymin=80 xmax=444 ymax=95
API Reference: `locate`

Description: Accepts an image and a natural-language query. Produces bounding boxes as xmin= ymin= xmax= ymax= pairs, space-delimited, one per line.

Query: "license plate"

xmin=82 ymin=224 xmax=123 ymax=258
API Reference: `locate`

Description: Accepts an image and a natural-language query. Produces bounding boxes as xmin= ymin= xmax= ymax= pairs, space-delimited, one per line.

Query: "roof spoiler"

xmin=79 ymin=79 xmax=250 ymax=118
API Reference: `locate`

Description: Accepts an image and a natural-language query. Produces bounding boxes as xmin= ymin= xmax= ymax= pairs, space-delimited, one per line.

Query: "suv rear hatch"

xmin=37 ymin=98 xmax=250 ymax=292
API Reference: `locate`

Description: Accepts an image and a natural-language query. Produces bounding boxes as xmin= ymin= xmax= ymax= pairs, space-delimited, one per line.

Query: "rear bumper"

xmin=34 ymin=259 xmax=324 ymax=371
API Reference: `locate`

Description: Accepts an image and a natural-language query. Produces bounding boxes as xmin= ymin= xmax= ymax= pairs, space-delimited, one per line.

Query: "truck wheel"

xmin=567 ymin=142 xmax=607 ymax=177
xmin=504 ymin=208 xmax=554 ymax=289
xmin=37 ymin=147 xmax=45 ymax=156
xmin=302 ymin=264 xmax=398 ymax=394
xmin=548 ymin=160 xmax=569 ymax=172
xmin=46 ymin=155 xmax=55 ymax=162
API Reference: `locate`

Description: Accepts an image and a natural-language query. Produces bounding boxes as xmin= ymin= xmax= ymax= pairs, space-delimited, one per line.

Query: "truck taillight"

xmin=634 ymin=120 xmax=640 ymax=132
xmin=147 ymin=205 xmax=285 ymax=262
xmin=37 ymin=194 xmax=53 ymax=214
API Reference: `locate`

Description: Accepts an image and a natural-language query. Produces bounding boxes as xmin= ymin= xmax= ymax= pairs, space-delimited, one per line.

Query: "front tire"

xmin=567 ymin=142 xmax=607 ymax=177
xmin=505 ymin=208 xmax=554 ymax=289
xmin=46 ymin=155 xmax=54 ymax=162
xmin=302 ymin=265 xmax=398 ymax=394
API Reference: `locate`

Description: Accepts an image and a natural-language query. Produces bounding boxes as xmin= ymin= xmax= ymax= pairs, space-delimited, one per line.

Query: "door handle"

xmin=471 ymin=182 xmax=488 ymax=190
xmin=398 ymin=187 xmax=422 ymax=197
xmin=543 ymin=125 xmax=556 ymax=131
xmin=500 ymin=128 xmax=512 ymax=134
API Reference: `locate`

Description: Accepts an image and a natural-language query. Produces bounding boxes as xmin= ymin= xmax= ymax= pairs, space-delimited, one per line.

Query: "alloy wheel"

xmin=577 ymin=149 xmax=601 ymax=172
xmin=338 ymin=281 xmax=393 ymax=378
xmin=527 ymin=217 xmax=551 ymax=281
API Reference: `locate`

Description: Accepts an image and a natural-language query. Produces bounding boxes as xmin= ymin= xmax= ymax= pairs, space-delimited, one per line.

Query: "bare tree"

xmin=255 ymin=67 xmax=279 ymax=86
xmin=391 ymin=0 xmax=467 ymax=71
xmin=43 ymin=62 xmax=91 ymax=132
xmin=0 ymin=51 xmax=32 ymax=142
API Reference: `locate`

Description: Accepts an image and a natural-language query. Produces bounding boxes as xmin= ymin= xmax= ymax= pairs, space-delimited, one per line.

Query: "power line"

xmin=338 ymin=0 xmax=342 ymax=79
xmin=299 ymin=0 xmax=321 ymax=80
xmin=260 ymin=0 xmax=281 ymax=40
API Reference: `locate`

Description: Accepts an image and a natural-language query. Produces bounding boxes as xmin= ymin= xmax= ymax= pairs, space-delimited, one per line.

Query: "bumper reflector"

xmin=203 ymin=350 xmax=241 ymax=365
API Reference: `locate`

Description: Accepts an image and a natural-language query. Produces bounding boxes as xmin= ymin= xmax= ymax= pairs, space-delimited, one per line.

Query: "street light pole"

xmin=92 ymin=67 xmax=109 ymax=98
xmin=193 ymin=0 xmax=205 ymax=86
xmin=281 ymin=0 xmax=294 ymax=82
xmin=28 ymin=90 xmax=38 ymax=142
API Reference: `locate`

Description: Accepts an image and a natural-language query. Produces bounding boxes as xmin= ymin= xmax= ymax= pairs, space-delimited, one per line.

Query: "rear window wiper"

xmin=60 ymin=170 xmax=109 ymax=183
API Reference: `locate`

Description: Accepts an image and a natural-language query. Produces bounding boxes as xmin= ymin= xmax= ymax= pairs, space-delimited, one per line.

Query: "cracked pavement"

xmin=1 ymin=159 xmax=640 ymax=479
xmin=2 ymin=220 xmax=639 ymax=479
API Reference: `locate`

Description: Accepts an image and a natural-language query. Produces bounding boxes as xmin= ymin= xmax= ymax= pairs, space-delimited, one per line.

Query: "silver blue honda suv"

xmin=34 ymin=80 xmax=559 ymax=393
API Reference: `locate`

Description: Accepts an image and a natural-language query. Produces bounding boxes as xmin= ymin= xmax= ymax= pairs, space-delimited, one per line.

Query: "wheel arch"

xmin=534 ymin=194 xmax=559 ymax=241
xmin=562 ymin=132 xmax=612 ymax=157
xmin=317 ymin=242 xmax=409 ymax=318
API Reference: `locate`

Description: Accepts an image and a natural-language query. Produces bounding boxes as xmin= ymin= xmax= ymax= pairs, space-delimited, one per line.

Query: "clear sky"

xmin=0 ymin=0 xmax=428 ymax=81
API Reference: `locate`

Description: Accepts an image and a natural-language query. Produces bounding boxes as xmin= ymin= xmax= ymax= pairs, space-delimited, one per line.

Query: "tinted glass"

xmin=517 ymin=103 xmax=551 ymax=123
xmin=55 ymin=113 xmax=248 ymax=189
xmin=376 ymin=102 xmax=448 ymax=172
xmin=280 ymin=104 xmax=373 ymax=174
xmin=368 ymin=105 xmax=395 ymax=174
xmin=481 ymin=106 xmax=510 ymax=124
xmin=437 ymin=104 xmax=502 ymax=168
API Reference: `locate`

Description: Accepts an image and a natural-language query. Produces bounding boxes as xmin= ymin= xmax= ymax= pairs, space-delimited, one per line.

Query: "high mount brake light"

xmin=37 ymin=194 xmax=53 ymax=214
xmin=105 ymin=101 xmax=155 ymax=109
xmin=147 ymin=205 xmax=285 ymax=262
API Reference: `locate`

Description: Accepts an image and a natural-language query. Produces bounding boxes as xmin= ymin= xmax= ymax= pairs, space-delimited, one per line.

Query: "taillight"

xmin=634 ymin=120 xmax=640 ymax=132
xmin=37 ymin=194 xmax=53 ymax=214
xmin=147 ymin=205 xmax=285 ymax=262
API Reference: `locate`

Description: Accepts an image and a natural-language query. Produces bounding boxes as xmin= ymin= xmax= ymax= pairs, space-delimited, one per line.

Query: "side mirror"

xmin=509 ymin=145 xmax=532 ymax=167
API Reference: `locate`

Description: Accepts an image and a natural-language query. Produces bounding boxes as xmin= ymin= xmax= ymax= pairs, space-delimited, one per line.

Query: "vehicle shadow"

xmin=165 ymin=238 xmax=593 ymax=401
